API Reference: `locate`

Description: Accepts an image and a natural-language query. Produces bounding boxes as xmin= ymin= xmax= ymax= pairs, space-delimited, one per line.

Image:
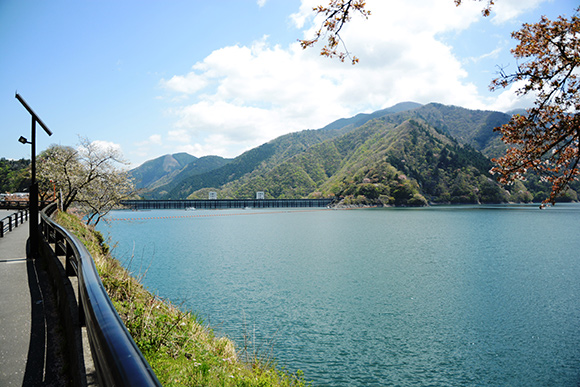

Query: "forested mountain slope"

xmin=379 ymin=103 xmax=511 ymax=158
xmin=209 ymin=118 xmax=524 ymax=205
xmin=146 ymin=121 xmax=367 ymax=199
xmin=136 ymin=102 xmax=578 ymax=204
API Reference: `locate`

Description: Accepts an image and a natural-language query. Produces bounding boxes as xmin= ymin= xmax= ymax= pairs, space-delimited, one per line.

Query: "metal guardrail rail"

xmin=0 ymin=210 xmax=28 ymax=237
xmin=0 ymin=200 xmax=53 ymax=210
xmin=40 ymin=203 xmax=161 ymax=386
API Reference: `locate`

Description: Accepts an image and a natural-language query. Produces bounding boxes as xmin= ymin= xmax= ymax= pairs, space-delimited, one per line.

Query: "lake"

xmin=98 ymin=204 xmax=580 ymax=386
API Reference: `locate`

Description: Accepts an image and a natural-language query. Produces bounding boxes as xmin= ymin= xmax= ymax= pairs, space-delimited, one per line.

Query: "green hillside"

xmin=149 ymin=126 xmax=356 ymax=199
xmin=0 ymin=158 xmax=30 ymax=193
xmin=210 ymin=118 xmax=519 ymax=205
xmin=137 ymin=103 xmax=577 ymax=205
xmin=379 ymin=103 xmax=511 ymax=158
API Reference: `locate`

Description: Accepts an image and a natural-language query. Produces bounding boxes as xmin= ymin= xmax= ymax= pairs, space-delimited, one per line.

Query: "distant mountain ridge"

xmin=382 ymin=103 xmax=511 ymax=158
xmin=130 ymin=153 xmax=196 ymax=189
xmin=132 ymin=102 xmax=577 ymax=204
xmin=320 ymin=102 xmax=423 ymax=131
xmin=130 ymin=153 xmax=231 ymax=191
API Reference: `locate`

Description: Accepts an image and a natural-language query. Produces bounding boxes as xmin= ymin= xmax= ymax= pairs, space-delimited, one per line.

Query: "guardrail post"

xmin=0 ymin=220 xmax=4 ymax=238
xmin=78 ymin=294 xmax=85 ymax=327
xmin=46 ymin=222 xmax=54 ymax=243
xmin=8 ymin=216 xmax=13 ymax=232
xmin=65 ymin=241 xmax=76 ymax=277
xmin=55 ymin=232 xmax=65 ymax=255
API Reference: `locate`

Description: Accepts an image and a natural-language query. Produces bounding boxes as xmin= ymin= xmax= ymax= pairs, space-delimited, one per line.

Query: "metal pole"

xmin=16 ymin=93 xmax=52 ymax=258
xmin=30 ymin=118 xmax=39 ymax=257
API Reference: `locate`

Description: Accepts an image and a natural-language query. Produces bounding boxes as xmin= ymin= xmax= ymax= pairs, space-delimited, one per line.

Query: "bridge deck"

xmin=122 ymin=198 xmax=334 ymax=210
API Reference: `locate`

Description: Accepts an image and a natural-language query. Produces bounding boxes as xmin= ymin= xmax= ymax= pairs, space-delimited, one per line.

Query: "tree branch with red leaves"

xmin=454 ymin=0 xmax=494 ymax=17
xmin=490 ymin=7 xmax=580 ymax=206
xmin=299 ymin=0 xmax=370 ymax=65
xmin=301 ymin=1 xmax=495 ymax=64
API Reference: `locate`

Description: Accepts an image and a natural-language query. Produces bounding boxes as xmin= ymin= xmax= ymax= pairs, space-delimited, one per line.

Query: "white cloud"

xmin=160 ymin=0 xmax=549 ymax=159
xmin=90 ymin=140 xmax=122 ymax=153
xmin=135 ymin=134 xmax=163 ymax=147
xmin=148 ymin=134 xmax=162 ymax=145
xmin=167 ymin=129 xmax=191 ymax=143
xmin=132 ymin=134 xmax=166 ymax=167
xmin=257 ymin=0 xmax=268 ymax=8
xmin=161 ymin=72 xmax=208 ymax=94
xmin=466 ymin=46 xmax=504 ymax=64
xmin=490 ymin=0 xmax=547 ymax=24
xmin=487 ymin=80 xmax=538 ymax=112
xmin=78 ymin=140 xmax=128 ymax=164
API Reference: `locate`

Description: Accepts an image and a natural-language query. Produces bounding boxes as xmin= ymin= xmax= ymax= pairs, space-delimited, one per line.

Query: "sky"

xmin=0 ymin=0 xmax=577 ymax=168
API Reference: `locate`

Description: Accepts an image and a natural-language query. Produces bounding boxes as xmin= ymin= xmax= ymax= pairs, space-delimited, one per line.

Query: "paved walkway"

xmin=0 ymin=212 xmax=66 ymax=386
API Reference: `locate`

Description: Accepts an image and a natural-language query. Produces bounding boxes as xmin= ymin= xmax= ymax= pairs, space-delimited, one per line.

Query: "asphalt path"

xmin=0 ymin=212 xmax=67 ymax=386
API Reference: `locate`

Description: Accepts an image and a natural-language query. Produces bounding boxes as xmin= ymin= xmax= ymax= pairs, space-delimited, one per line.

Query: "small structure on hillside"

xmin=256 ymin=191 xmax=265 ymax=200
xmin=208 ymin=191 xmax=217 ymax=200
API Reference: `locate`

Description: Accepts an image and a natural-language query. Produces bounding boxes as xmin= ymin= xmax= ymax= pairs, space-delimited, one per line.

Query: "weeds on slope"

xmin=55 ymin=210 xmax=309 ymax=387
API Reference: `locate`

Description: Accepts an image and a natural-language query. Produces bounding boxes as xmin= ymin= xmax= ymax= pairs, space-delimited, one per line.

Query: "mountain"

xmin=320 ymin=101 xmax=423 ymax=131
xmin=213 ymin=117 xmax=519 ymax=205
xmin=130 ymin=153 xmax=231 ymax=190
xmin=145 ymin=102 xmax=424 ymax=199
xmin=136 ymin=102 xmax=576 ymax=204
xmin=376 ymin=103 xmax=512 ymax=158
xmin=130 ymin=153 xmax=196 ymax=189
xmin=146 ymin=118 xmax=382 ymax=199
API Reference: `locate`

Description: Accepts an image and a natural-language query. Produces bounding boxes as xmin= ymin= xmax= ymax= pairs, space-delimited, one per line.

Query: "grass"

xmin=55 ymin=210 xmax=310 ymax=387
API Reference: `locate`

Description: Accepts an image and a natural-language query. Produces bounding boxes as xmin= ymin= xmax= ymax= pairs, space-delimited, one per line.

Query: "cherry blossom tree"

xmin=38 ymin=137 xmax=135 ymax=224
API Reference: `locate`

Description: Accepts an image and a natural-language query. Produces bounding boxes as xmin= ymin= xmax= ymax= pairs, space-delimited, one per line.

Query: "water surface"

xmin=99 ymin=204 xmax=580 ymax=386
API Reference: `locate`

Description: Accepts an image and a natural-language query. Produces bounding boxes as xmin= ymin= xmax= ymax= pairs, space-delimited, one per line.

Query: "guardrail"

xmin=0 ymin=200 xmax=53 ymax=210
xmin=39 ymin=203 xmax=161 ymax=386
xmin=0 ymin=210 xmax=28 ymax=237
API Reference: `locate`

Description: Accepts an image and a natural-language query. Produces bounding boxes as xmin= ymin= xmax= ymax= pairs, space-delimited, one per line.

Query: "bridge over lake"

xmin=121 ymin=198 xmax=334 ymax=210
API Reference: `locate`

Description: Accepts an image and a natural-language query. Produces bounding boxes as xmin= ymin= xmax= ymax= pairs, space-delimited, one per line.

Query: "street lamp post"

xmin=16 ymin=93 xmax=53 ymax=257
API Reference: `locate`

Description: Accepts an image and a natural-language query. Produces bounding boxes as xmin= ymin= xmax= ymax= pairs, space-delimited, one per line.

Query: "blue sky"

xmin=0 ymin=0 xmax=576 ymax=168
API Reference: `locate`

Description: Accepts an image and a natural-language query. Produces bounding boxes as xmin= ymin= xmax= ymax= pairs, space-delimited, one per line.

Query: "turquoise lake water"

xmin=99 ymin=204 xmax=580 ymax=386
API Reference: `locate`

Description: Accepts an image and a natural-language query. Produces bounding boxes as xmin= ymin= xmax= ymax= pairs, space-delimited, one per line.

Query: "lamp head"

xmin=18 ymin=136 xmax=30 ymax=144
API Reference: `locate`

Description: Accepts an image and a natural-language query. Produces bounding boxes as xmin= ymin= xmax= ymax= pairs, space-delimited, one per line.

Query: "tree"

xmin=38 ymin=137 xmax=135 ymax=225
xmin=0 ymin=158 xmax=30 ymax=193
xmin=38 ymin=145 xmax=79 ymax=209
xmin=299 ymin=0 xmax=370 ymax=64
xmin=301 ymin=1 xmax=494 ymax=64
xmin=454 ymin=0 xmax=494 ymax=17
xmin=490 ymin=8 xmax=580 ymax=206
xmin=304 ymin=2 xmax=579 ymax=204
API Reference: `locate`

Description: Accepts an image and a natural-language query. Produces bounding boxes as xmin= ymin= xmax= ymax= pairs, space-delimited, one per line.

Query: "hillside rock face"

xmin=130 ymin=153 xmax=231 ymax=192
xmin=130 ymin=153 xmax=197 ymax=189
